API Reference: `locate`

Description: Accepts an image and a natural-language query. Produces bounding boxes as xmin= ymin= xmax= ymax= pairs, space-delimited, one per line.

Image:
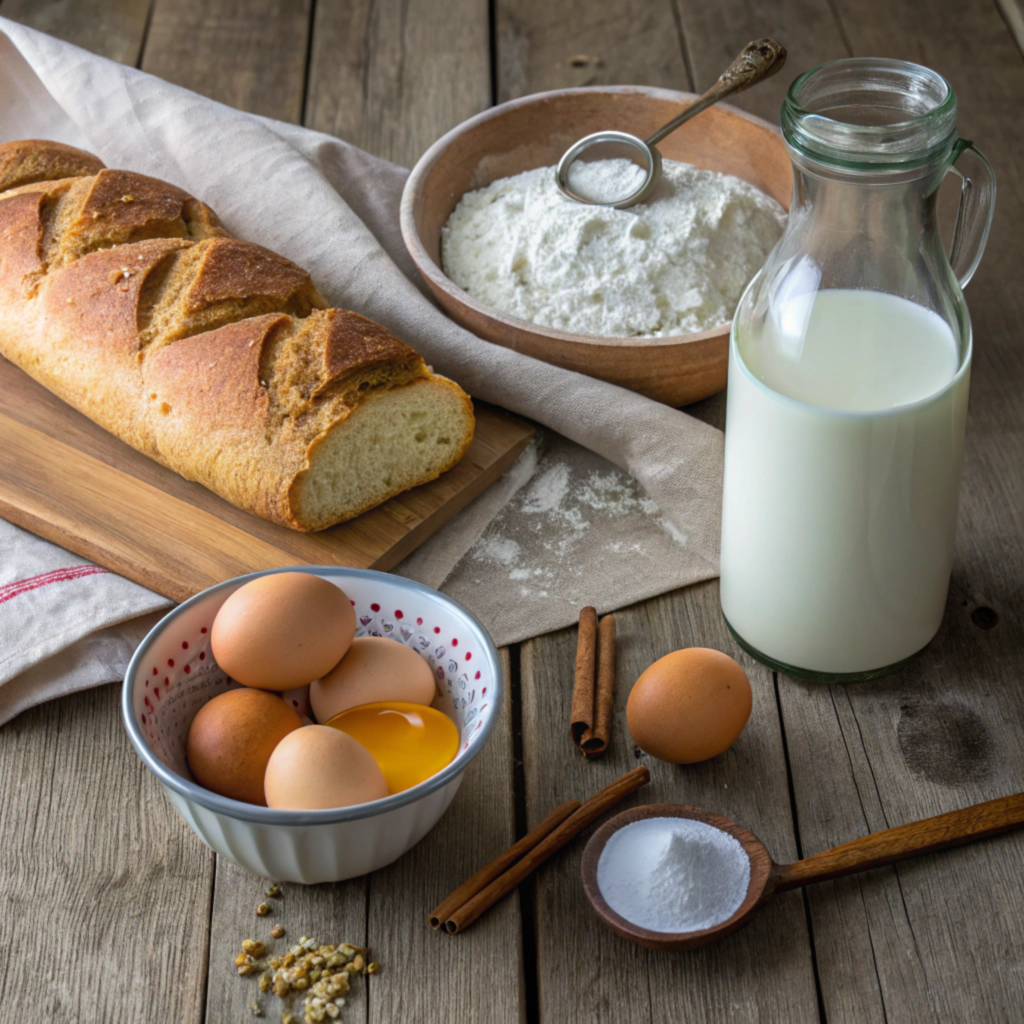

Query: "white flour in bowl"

xmin=440 ymin=158 xmax=786 ymax=338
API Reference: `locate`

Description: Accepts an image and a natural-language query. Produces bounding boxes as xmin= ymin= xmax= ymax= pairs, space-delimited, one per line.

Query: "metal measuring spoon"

xmin=582 ymin=794 xmax=1024 ymax=950
xmin=556 ymin=39 xmax=787 ymax=209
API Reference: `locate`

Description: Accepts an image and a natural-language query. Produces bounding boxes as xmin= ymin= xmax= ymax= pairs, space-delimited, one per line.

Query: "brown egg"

xmin=309 ymin=636 xmax=435 ymax=723
xmin=186 ymin=687 xmax=302 ymax=805
xmin=211 ymin=572 xmax=356 ymax=691
xmin=626 ymin=648 xmax=752 ymax=764
xmin=264 ymin=725 xmax=389 ymax=810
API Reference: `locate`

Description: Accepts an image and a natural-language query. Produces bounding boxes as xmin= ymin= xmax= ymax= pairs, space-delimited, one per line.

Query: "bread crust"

xmin=0 ymin=140 xmax=475 ymax=531
xmin=0 ymin=139 xmax=104 ymax=192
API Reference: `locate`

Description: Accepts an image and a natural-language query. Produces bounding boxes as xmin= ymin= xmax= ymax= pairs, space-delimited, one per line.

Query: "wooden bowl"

xmin=401 ymin=86 xmax=792 ymax=407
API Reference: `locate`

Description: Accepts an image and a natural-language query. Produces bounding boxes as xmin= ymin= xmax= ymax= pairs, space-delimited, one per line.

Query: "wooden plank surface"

xmin=130 ymin=7 xmax=525 ymax=1023
xmin=670 ymin=0 xmax=848 ymax=122
xmin=495 ymin=0 xmax=689 ymax=104
xmin=203 ymin=856 xmax=369 ymax=1022
xmin=0 ymin=684 xmax=214 ymax=1023
xmin=0 ymin=358 xmax=533 ymax=602
xmin=141 ymin=0 xmax=313 ymax=122
xmin=496 ymin=9 xmax=818 ymax=1021
xmin=366 ymin=651 xmax=522 ymax=1024
xmin=0 ymin=0 xmax=152 ymax=64
xmin=769 ymin=0 xmax=1024 ymax=1021
xmin=4 ymin=1 xmax=1024 ymax=1023
xmin=521 ymin=584 xmax=820 ymax=1022
xmin=202 ymin=651 xmax=521 ymax=1024
xmin=306 ymin=0 xmax=491 ymax=167
xmin=0 ymin=0 xmax=532 ymax=606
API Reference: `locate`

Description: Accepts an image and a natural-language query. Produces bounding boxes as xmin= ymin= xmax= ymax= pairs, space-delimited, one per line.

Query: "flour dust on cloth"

xmin=0 ymin=18 xmax=724 ymax=721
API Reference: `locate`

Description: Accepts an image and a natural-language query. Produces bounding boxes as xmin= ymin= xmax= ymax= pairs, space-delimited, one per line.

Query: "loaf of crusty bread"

xmin=0 ymin=139 xmax=475 ymax=531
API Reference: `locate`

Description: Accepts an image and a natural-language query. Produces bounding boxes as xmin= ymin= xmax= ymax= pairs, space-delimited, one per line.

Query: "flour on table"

xmin=441 ymin=158 xmax=786 ymax=338
xmin=430 ymin=431 xmax=716 ymax=644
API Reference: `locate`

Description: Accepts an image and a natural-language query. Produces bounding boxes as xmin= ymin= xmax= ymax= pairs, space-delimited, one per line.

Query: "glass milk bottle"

xmin=720 ymin=59 xmax=995 ymax=681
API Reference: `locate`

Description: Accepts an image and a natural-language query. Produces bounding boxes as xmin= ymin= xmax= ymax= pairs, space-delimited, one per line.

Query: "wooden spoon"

xmin=581 ymin=795 xmax=1024 ymax=951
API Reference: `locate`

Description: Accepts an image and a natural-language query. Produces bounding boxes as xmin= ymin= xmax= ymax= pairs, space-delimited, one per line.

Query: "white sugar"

xmin=597 ymin=817 xmax=750 ymax=933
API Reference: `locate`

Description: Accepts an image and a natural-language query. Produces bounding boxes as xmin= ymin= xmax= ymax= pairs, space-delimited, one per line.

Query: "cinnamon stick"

xmin=428 ymin=799 xmax=581 ymax=929
xmin=443 ymin=765 xmax=651 ymax=934
xmin=570 ymin=606 xmax=598 ymax=747
xmin=582 ymin=614 xmax=616 ymax=758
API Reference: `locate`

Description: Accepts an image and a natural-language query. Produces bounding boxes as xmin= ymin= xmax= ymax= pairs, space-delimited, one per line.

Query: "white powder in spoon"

xmin=566 ymin=157 xmax=648 ymax=203
xmin=440 ymin=157 xmax=786 ymax=338
xmin=596 ymin=817 xmax=751 ymax=933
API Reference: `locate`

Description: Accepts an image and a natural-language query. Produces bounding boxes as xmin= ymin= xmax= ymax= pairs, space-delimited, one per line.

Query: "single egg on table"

xmin=211 ymin=572 xmax=356 ymax=692
xmin=310 ymin=636 xmax=435 ymax=723
xmin=325 ymin=701 xmax=459 ymax=794
xmin=264 ymin=724 xmax=388 ymax=810
xmin=186 ymin=687 xmax=303 ymax=805
xmin=626 ymin=648 xmax=752 ymax=764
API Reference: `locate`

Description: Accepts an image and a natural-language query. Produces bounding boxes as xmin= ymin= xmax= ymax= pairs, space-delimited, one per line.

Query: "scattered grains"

xmin=272 ymin=924 xmax=287 ymax=939
xmin=267 ymin=884 xmax=282 ymax=898
xmin=257 ymin=902 xmax=271 ymax=917
xmin=235 ymin=935 xmax=376 ymax=1024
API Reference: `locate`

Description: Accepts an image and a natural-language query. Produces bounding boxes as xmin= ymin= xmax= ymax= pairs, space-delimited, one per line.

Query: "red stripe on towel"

xmin=0 ymin=565 xmax=111 ymax=605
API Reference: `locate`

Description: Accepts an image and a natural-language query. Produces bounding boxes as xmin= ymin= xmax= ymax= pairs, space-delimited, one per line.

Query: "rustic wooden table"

xmin=1 ymin=0 xmax=1023 ymax=1021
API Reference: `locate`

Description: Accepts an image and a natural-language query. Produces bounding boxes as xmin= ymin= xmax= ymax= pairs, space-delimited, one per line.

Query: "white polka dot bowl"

xmin=122 ymin=566 xmax=502 ymax=884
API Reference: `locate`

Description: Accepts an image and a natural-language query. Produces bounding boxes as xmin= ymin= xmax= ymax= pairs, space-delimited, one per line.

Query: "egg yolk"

xmin=324 ymin=702 xmax=459 ymax=794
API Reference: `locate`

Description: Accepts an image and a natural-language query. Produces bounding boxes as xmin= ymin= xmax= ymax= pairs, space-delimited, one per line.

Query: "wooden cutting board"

xmin=0 ymin=356 xmax=533 ymax=602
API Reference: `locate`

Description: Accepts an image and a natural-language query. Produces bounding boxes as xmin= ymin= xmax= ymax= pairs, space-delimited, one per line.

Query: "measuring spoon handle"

xmin=645 ymin=39 xmax=787 ymax=148
xmin=773 ymin=792 xmax=1024 ymax=893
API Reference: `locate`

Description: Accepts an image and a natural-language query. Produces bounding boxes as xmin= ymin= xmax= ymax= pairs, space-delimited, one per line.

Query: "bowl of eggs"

xmin=122 ymin=567 xmax=502 ymax=884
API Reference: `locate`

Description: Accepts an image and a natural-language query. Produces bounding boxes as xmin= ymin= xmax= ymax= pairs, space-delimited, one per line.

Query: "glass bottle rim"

xmin=781 ymin=58 xmax=958 ymax=173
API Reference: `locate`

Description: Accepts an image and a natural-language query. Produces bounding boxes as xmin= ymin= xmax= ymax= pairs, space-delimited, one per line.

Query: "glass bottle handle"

xmin=946 ymin=139 xmax=996 ymax=289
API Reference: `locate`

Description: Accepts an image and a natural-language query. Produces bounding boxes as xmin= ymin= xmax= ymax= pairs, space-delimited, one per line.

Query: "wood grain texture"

xmin=141 ymin=0 xmax=313 ymax=122
xmin=774 ymin=792 xmax=1024 ymax=889
xmin=774 ymin=1 xmax=1024 ymax=1020
xmin=521 ymin=582 xmax=819 ymax=1022
xmin=201 ymin=651 xmax=520 ymax=1024
xmin=305 ymin=0 xmax=491 ymax=167
xmin=184 ymin=9 xmax=521 ymax=1023
xmin=670 ymin=0 xmax=849 ymax=124
xmin=366 ymin=649 xmax=522 ymax=1023
xmin=203 ymin=859 xmax=368 ymax=1023
xmin=430 ymin=797 xmax=581 ymax=928
xmin=0 ymin=0 xmax=152 ymax=64
xmin=446 ymin=765 xmax=650 ymax=934
xmin=495 ymin=0 xmax=690 ymax=102
xmin=6 ymin=1 xmax=1024 ymax=1021
xmin=0 ymin=362 xmax=533 ymax=602
xmin=0 ymin=683 xmax=214 ymax=1022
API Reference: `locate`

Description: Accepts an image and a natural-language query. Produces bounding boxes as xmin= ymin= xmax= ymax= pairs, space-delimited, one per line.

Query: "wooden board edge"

xmin=370 ymin=425 xmax=534 ymax=571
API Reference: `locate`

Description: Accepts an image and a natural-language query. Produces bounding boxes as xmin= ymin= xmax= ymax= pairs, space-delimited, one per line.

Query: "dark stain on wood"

xmin=970 ymin=606 xmax=1000 ymax=630
xmin=897 ymin=700 xmax=994 ymax=786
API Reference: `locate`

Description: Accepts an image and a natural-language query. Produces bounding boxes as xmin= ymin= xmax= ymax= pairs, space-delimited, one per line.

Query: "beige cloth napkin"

xmin=0 ymin=19 xmax=725 ymax=723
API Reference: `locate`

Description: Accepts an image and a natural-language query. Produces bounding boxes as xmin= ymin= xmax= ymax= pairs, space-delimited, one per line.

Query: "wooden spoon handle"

xmin=773 ymin=792 xmax=1024 ymax=892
